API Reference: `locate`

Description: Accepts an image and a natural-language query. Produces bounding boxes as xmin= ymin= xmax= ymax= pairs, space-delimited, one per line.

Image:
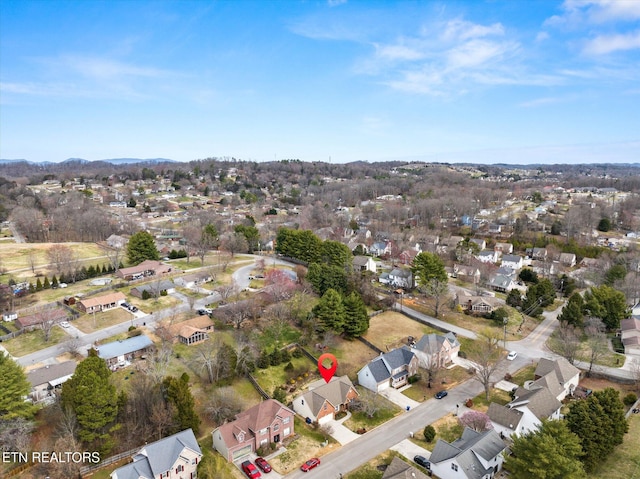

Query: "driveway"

xmin=390 ymin=439 xmax=431 ymax=462
xmin=326 ymin=412 xmax=360 ymax=445
xmin=379 ymin=385 xmax=420 ymax=410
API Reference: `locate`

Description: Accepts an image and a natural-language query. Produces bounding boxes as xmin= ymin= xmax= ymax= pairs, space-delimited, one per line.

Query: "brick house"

xmin=292 ymin=376 xmax=359 ymax=425
xmin=77 ymin=291 xmax=126 ymax=314
xmin=212 ymin=399 xmax=295 ymax=462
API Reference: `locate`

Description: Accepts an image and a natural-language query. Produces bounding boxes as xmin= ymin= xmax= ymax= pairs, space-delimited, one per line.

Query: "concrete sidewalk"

xmin=390 ymin=438 xmax=431 ymax=462
xmin=326 ymin=412 xmax=361 ymax=445
xmin=379 ymin=385 xmax=420 ymax=410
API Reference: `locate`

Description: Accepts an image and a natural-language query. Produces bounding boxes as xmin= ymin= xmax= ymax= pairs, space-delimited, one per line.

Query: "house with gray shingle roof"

xmin=429 ymin=428 xmax=505 ymax=479
xmin=411 ymin=333 xmax=460 ymax=369
xmin=382 ymin=457 xmax=430 ymax=479
xmin=357 ymin=347 xmax=418 ymax=393
xmin=110 ymin=428 xmax=202 ymax=479
xmin=96 ymin=334 xmax=154 ymax=368
xmin=352 ymin=255 xmax=377 ymax=273
xmin=292 ymin=375 xmax=359 ymax=425
xmin=212 ymin=399 xmax=294 ymax=462
xmin=533 ymin=357 xmax=580 ymax=401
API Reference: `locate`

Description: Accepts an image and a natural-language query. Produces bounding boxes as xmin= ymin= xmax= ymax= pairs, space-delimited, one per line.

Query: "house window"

xmin=274 ymin=424 xmax=279 ymax=431
xmin=283 ymin=417 xmax=290 ymax=424
xmin=451 ymin=464 xmax=458 ymax=471
xmin=260 ymin=428 xmax=267 ymax=435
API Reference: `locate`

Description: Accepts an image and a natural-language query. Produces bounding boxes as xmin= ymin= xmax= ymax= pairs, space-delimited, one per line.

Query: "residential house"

xmin=292 ymin=375 xmax=359 ymax=425
xmin=357 ymin=347 xmax=419 ymax=393
xmin=620 ymin=317 xmax=640 ymax=355
xmin=96 ymin=334 xmax=154 ymax=368
xmin=110 ymin=428 xmax=202 ymax=479
xmin=27 ymin=361 xmax=76 ymax=402
xmin=398 ymin=249 xmax=419 ymax=265
xmin=352 ymin=256 xmax=377 ymax=274
xmin=131 ymin=280 xmax=175 ymax=299
xmin=370 ymin=241 xmax=392 ymax=257
xmin=526 ymin=247 xmax=547 ymax=261
xmin=378 ymin=272 xmax=391 ymax=285
xmin=452 ymin=264 xmax=481 ymax=284
xmin=488 ymin=385 xmax=562 ymax=439
xmin=559 ymin=252 xmax=577 ymax=268
xmin=429 ymin=428 xmax=505 ymax=479
xmin=382 ymin=457 xmax=430 ymax=479
xmin=15 ymin=308 xmax=68 ymax=331
xmin=494 ymin=242 xmax=513 ymax=254
xmin=501 ymin=254 xmax=523 ymax=270
xmin=534 ymin=357 xmax=581 ymax=401
xmin=388 ymin=268 xmax=414 ymax=289
xmin=495 ymin=266 xmax=516 ymax=279
xmin=476 ymin=251 xmax=498 ymax=264
xmin=116 ymin=260 xmax=172 ymax=280
xmin=488 ymin=274 xmax=515 ymax=293
xmin=530 ymin=260 xmax=557 ymax=277
xmin=174 ymin=272 xmax=213 ymax=289
xmin=456 ymin=294 xmax=501 ymax=314
xmin=488 ymin=224 xmax=502 ymax=234
xmin=470 ymin=238 xmax=487 ymax=251
xmin=106 ymin=234 xmax=128 ymax=249
xmin=168 ymin=316 xmax=214 ymax=346
xmin=212 ymin=399 xmax=295 ymax=462
xmin=411 ymin=333 xmax=460 ymax=369
xmin=77 ymin=292 xmax=127 ymax=314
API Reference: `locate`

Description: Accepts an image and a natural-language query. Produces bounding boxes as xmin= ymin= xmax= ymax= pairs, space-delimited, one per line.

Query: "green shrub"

xmin=423 ymin=425 xmax=436 ymax=443
xmin=623 ymin=393 xmax=637 ymax=406
xmin=142 ymin=290 xmax=151 ymax=300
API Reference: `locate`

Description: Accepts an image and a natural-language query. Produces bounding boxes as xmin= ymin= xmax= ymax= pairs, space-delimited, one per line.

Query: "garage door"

xmin=232 ymin=445 xmax=252 ymax=462
xmin=318 ymin=414 xmax=333 ymax=425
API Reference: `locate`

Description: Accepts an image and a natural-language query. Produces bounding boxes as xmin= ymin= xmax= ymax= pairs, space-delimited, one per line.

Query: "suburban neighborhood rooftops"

xmin=78 ymin=291 xmax=126 ymax=309
xmin=27 ymin=361 xmax=76 ymax=388
xmin=96 ymin=334 xmax=154 ymax=360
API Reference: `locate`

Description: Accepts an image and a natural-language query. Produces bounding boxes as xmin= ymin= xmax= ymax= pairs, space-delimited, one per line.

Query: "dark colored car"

xmin=241 ymin=460 xmax=262 ymax=478
xmin=434 ymin=390 xmax=448 ymax=399
xmin=300 ymin=458 xmax=320 ymax=472
xmin=255 ymin=457 xmax=272 ymax=473
xmin=130 ymin=306 xmax=138 ymax=312
xmin=414 ymin=455 xmax=430 ymax=469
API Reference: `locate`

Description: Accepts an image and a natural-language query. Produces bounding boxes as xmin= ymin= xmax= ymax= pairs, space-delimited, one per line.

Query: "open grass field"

xmin=1 ymin=326 xmax=68 ymax=357
xmin=330 ymin=337 xmax=380 ymax=378
xmin=73 ymin=307 xmax=134 ymax=333
xmin=363 ymin=311 xmax=443 ymax=351
xmin=0 ymin=242 xmax=109 ymax=280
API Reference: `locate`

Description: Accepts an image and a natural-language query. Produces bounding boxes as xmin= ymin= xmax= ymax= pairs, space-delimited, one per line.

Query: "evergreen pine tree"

xmin=43 ymin=276 xmax=50 ymax=289
xmin=51 ymin=275 xmax=58 ymax=288
xmin=36 ymin=278 xmax=43 ymax=291
xmin=342 ymin=291 xmax=369 ymax=338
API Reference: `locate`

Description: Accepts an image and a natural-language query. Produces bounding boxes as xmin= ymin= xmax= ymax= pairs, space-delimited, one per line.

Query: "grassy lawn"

xmin=0 ymin=242 xmax=109 ymax=279
xmin=547 ymin=331 xmax=626 ymax=368
xmin=363 ymin=311 xmax=443 ymax=351
xmin=345 ymin=451 xmax=403 ymax=479
xmin=344 ymin=387 xmax=401 ymax=432
xmin=469 ymin=388 xmax=512 ymax=411
xmin=252 ymin=356 xmax=317 ymax=399
xmin=73 ymin=308 xmax=134 ymax=333
xmin=269 ymin=416 xmax=338 ymax=475
xmin=2 ymin=327 xmax=68 ymax=357
xmin=127 ymin=292 xmax=182 ymax=312
xmin=329 ymin=337 xmax=380 ymax=378
xmin=403 ymin=365 xmax=474 ymax=402
xmin=509 ymin=364 xmax=536 ymax=386
xmin=592 ymin=413 xmax=640 ymax=479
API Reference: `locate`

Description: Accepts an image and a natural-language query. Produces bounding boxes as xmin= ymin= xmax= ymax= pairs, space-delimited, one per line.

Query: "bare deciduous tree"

xmin=205 ymin=387 xmax=243 ymax=425
xmin=467 ymin=329 xmax=504 ymax=401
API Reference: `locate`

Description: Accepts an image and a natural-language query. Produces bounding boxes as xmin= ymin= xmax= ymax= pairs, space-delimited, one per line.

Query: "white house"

xmin=357 ymin=347 xmax=418 ymax=393
xmin=388 ymin=268 xmax=413 ymax=288
xmin=476 ymin=250 xmax=498 ymax=264
xmin=533 ymin=357 xmax=581 ymax=401
xmin=429 ymin=428 xmax=505 ymax=479
xmin=501 ymin=254 xmax=523 ymax=270
xmin=110 ymin=429 xmax=202 ymax=479
xmin=352 ymin=255 xmax=377 ymax=274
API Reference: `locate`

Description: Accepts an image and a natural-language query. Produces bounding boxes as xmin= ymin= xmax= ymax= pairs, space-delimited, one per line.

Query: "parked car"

xmin=434 ymin=390 xmax=448 ymax=399
xmin=197 ymin=309 xmax=207 ymax=315
xmin=129 ymin=306 xmax=138 ymax=313
xmin=414 ymin=455 xmax=430 ymax=469
xmin=300 ymin=458 xmax=320 ymax=472
xmin=241 ymin=460 xmax=262 ymax=478
xmin=122 ymin=302 xmax=130 ymax=309
xmin=59 ymin=321 xmax=70 ymax=328
xmin=58 ymin=283 xmax=68 ymax=288
xmin=255 ymin=457 xmax=272 ymax=473
xmin=507 ymin=351 xmax=518 ymax=360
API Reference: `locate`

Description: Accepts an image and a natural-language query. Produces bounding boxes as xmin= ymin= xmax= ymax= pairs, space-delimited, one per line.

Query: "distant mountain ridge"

xmin=0 ymin=157 xmax=176 ymax=165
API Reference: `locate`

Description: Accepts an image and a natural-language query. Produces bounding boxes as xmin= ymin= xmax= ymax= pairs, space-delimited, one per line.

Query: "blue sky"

xmin=1 ymin=0 xmax=639 ymax=164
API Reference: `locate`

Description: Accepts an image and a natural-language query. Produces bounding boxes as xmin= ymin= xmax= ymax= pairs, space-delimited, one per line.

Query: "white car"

xmin=507 ymin=351 xmax=518 ymax=360
xmin=59 ymin=321 xmax=70 ymax=328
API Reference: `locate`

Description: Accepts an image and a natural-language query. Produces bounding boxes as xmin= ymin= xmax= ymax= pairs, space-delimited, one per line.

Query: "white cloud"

xmin=545 ymin=0 xmax=640 ymax=26
xmin=446 ymin=39 xmax=516 ymax=69
xmin=536 ymin=31 xmax=550 ymax=42
xmin=375 ymin=43 xmax=426 ymax=61
xmin=518 ymin=96 xmax=567 ymax=107
xmin=442 ymin=19 xmax=505 ymax=41
xmin=583 ymin=30 xmax=640 ymax=54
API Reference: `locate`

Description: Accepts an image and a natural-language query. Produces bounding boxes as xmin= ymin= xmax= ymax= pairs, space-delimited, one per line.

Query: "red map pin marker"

xmin=317 ymin=353 xmax=338 ymax=383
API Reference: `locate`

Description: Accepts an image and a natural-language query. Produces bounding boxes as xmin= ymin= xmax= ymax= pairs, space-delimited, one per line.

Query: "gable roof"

xmin=534 ymin=357 xmax=580 ymax=385
xmin=363 ymin=347 xmax=415 ymax=384
xmin=214 ymin=399 xmax=294 ymax=448
xmin=382 ymin=457 xmax=430 ymax=479
xmin=111 ymin=429 xmax=201 ymax=479
xmin=78 ymin=291 xmax=126 ymax=309
xmin=96 ymin=334 xmax=154 ymax=360
xmin=510 ymin=386 xmax=561 ymax=420
xmin=487 ymin=402 xmax=524 ymax=430
xmin=299 ymin=376 xmax=357 ymax=415
xmin=27 ymin=361 xmax=76 ymax=388
xmin=352 ymin=255 xmax=372 ymax=267
xmin=430 ymin=428 xmax=505 ymax=479
xmin=132 ymin=280 xmax=174 ymax=293
xmin=413 ymin=332 xmax=460 ymax=355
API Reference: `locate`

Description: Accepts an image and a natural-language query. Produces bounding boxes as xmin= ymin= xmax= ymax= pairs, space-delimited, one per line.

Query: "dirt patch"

xmin=268 ymin=434 xmax=336 ymax=475
xmin=578 ymin=376 xmax=636 ymax=398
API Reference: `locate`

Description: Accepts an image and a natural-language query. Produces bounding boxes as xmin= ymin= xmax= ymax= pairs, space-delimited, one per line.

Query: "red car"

xmin=241 ymin=460 xmax=262 ymax=478
xmin=300 ymin=458 xmax=321 ymax=472
xmin=255 ymin=457 xmax=272 ymax=473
